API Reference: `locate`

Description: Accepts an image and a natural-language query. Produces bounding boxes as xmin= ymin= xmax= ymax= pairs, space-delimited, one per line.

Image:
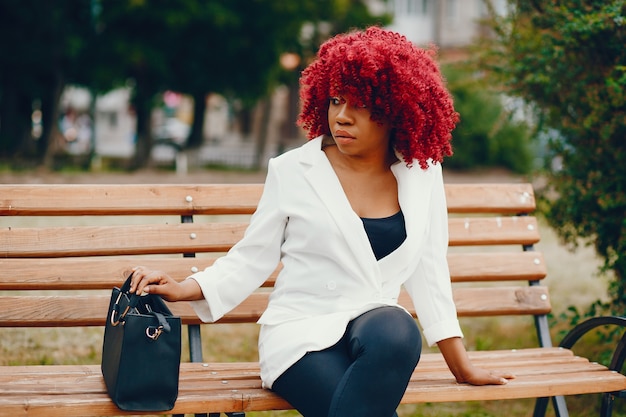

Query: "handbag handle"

xmin=110 ymin=275 xmax=137 ymax=326
xmin=111 ymin=275 xmax=172 ymax=340
xmin=110 ymin=274 xmax=172 ymax=336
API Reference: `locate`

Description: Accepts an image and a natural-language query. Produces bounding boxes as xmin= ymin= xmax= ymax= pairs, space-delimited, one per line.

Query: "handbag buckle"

xmin=146 ymin=325 xmax=164 ymax=340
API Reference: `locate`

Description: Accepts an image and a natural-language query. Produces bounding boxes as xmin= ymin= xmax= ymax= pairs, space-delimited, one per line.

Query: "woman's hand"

xmin=129 ymin=266 xmax=203 ymax=302
xmin=437 ymin=337 xmax=515 ymax=386
xmin=454 ymin=363 xmax=515 ymax=386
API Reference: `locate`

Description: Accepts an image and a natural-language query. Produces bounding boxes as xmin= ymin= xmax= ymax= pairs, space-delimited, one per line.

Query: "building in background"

xmin=381 ymin=0 xmax=507 ymax=48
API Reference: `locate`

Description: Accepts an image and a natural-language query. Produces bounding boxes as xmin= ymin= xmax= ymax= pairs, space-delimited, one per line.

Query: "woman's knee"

xmin=349 ymin=307 xmax=422 ymax=363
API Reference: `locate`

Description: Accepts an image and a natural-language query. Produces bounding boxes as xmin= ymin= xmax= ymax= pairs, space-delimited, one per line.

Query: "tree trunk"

xmin=186 ymin=91 xmax=207 ymax=149
xmin=0 ymin=71 xmax=31 ymax=158
xmin=130 ymin=83 xmax=154 ymax=170
xmin=41 ymin=71 xmax=66 ymax=168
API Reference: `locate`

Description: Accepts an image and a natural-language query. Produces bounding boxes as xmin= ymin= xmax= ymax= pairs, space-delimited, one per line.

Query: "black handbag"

xmin=101 ymin=274 xmax=182 ymax=411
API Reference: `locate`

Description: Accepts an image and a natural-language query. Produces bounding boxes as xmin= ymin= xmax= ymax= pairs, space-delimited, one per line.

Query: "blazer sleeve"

xmin=403 ymin=164 xmax=463 ymax=346
xmin=187 ymin=159 xmax=287 ymax=322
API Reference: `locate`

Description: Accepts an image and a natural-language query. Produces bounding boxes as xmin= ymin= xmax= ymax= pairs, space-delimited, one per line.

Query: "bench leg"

xmin=533 ymin=397 xmax=549 ymax=417
xmin=533 ymin=395 xmax=569 ymax=417
xmin=601 ymin=392 xmax=615 ymax=417
xmin=188 ymin=324 xmax=204 ymax=362
xmin=552 ymin=395 xmax=569 ymax=417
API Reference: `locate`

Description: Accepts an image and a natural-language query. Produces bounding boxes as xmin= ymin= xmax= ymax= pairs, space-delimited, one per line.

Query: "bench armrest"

xmin=559 ymin=316 xmax=626 ymax=380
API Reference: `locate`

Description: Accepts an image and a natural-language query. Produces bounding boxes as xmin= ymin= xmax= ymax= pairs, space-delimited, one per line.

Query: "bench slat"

xmin=0 ymin=223 xmax=247 ymax=257
xmin=0 ymin=216 xmax=540 ymax=258
xmin=0 ymin=183 xmax=535 ymax=216
xmin=448 ymin=216 xmax=539 ymax=246
xmin=0 ymin=251 xmax=547 ymax=290
xmin=0 ymin=348 xmax=586 ymax=377
xmin=445 ymin=183 xmax=535 ymax=214
xmin=448 ymin=252 xmax=546 ymax=282
xmin=0 ymin=184 xmax=263 ymax=216
xmin=0 ymin=286 xmax=551 ymax=327
xmin=2 ymin=348 xmax=625 ymax=417
xmin=0 ymin=354 xmax=606 ymax=389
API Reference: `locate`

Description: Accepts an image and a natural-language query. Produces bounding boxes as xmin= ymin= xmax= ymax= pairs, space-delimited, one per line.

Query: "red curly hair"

xmin=297 ymin=26 xmax=458 ymax=169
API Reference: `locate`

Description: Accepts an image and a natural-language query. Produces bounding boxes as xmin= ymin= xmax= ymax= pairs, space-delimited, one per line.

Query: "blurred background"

xmin=0 ymin=0 xmax=533 ymax=174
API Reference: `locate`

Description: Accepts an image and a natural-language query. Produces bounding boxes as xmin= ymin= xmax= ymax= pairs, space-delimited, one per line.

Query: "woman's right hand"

xmin=129 ymin=266 xmax=202 ymax=302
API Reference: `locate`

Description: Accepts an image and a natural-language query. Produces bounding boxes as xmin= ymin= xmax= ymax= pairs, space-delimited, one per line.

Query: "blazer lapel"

xmin=392 ymin=160 xmax=432 ymax=238
xmin=382 ymin=159 xmax=437 ymax=278
xmin=300 ymin=137 xmax=380 ymax=282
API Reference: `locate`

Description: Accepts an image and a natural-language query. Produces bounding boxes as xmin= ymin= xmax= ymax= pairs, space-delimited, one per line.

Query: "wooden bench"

xmin=1 ymin=182 xmax=626 ymax=417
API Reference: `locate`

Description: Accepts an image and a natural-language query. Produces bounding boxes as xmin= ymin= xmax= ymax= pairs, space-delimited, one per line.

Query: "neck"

xmin=337 ymin=148 xmax=397 ymax=174
xmin=322 ymin=136 xmax=397 ymax=174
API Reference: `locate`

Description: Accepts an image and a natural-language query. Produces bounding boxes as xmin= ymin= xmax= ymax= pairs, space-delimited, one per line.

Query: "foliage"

xmin=478 ymin=0 xmax=626 ymax=314
xmin=443 ymin=65 xmax=534 ymax=174
xmin=0 ymin=0 xmax=95 ymax=160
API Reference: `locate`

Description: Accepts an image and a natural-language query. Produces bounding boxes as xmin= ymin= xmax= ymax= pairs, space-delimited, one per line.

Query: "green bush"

xmin=478 ymin=0 xmax=626 ymax=315
xmin=443 ymin=65 xmax=534 ymax=174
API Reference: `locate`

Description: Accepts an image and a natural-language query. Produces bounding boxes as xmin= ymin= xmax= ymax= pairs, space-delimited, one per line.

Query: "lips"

xmin=334 ymin=130 xmax=355 ymax=140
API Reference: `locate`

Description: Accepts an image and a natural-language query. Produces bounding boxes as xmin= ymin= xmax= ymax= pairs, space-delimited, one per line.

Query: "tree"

xmin=0 ymin=0 xmax=95 ymax=163
xmin=479 ymin=1 xmax=626 ymax=313
xmin=92 ymin=0 xmax=181 ymax=169
xmin=165 ymin=0 xmax=313 ymax=150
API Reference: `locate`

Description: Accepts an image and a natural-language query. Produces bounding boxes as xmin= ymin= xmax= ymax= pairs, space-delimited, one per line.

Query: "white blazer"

xmin=189 ymin=136 xmax=463 ymax=388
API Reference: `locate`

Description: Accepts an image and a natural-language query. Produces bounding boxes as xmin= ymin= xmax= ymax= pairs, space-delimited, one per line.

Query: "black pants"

xmin=272 ymin=306 xmax=422 ymax=417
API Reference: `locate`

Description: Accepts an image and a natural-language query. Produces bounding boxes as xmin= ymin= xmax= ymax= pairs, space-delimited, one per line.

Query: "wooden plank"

xmin=0 ymin=286 xmax=551 ymax=327
xmin=401 ymin=286 xmax=552 ymax=317
xmin=0 ymin=184 xmax=263 ymax=216
xmin=448 ymin=216 xmax=540 ymax=246
xmin=445 ymin=183 xmax=535 ymax=214
xmin=0 ymin=349 xmax=603 ymax=385
xmin=0 ymin=257 xmax=218 ymax=290
xmin=0 ymin=216 xmax=540 ymax=258
xmin=0 ymin=391 xmax=247 ymax=417
xmin=0 ymin=223 xmax=248 ymax=258
xmin=240 ymin=371 xmax=626 ymax=412
xmin=447 ymin=252 xmax=546 ymax=282
xmin=0 ymin=183 xmax=534 ymax=216
xmin=0 ymin=252 xmax=545 ymax=291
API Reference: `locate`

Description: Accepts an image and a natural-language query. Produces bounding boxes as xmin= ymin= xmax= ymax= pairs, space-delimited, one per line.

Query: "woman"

xmin=130 ymin=26 xmax=514 ymax=417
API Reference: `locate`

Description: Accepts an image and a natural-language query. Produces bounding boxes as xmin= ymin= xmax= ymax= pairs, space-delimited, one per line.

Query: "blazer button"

xmin=326 ymin=281 xmax=337 ymax=290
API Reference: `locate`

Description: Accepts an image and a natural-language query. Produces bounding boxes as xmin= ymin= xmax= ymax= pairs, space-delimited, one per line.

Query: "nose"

xmin=335 ymin=103 xmax=353 ymax=125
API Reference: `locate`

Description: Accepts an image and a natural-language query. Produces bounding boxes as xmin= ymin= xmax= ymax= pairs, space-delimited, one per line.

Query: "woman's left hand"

xmin=457 ymin=364 xmax=515 ymax=386
xmin=437 ymin=337 xmax=516 ymax=385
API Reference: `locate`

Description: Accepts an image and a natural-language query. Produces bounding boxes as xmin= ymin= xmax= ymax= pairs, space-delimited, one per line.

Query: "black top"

xmin=361 ymin=210 xmax=407 ymax=260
